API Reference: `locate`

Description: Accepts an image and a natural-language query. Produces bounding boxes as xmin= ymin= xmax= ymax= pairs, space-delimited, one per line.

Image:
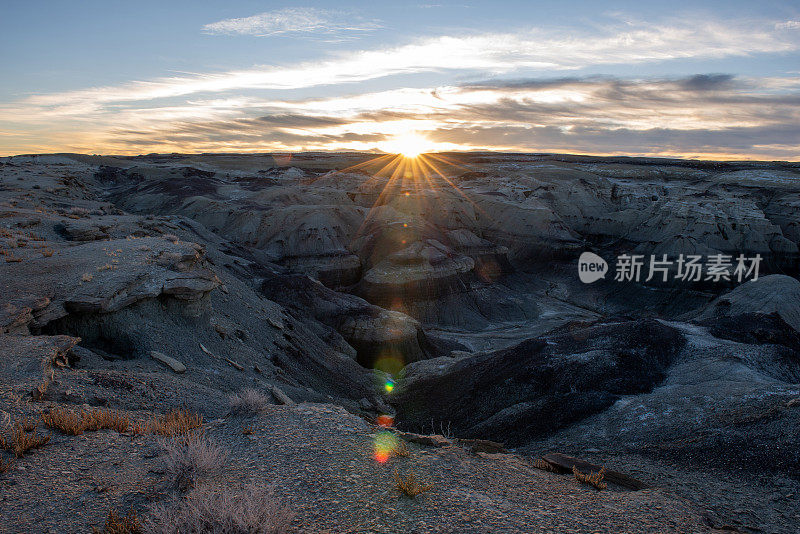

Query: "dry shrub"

xmin=82 ymin=272 xmax=93 ymax=282
xmin=41 ymin=408 xmax=130 ymax=435
xmin=159 ymin=434 xmax=228 ymax=490
xmin=41 ymin=247 xmax=54 ymax=257
xmin=97 ymin=263 xmax=114 ymax=272
xmin=144 ymin=483 xmax=293 ymax=534
xmin=148 ymin=409 xmax=204 ymax=437
xmin=0 ymin=423 xmax=50 ymax=458
xmin=228 ymin=388 xmax=271 ymax=416
xmin=0 ymin=457 xmax=12 ymax=473
xmin=242 ymin=426 xmax=254 ymax=436
xmin=93 ymin=509 xmax=142 ymax=534
xmin=572 ymin=465 xmax=607 ymax=490
xmin=393 ymin=469 xmax=432 ymax=498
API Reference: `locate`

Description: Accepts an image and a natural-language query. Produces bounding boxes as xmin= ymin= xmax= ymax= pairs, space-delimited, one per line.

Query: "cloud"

xmin=776 ymin=20 xmax=800 ymax=30
xmin=6 ymin=15 xmax=797 ymax=121
xmin=67 ymin=74 xmax=797 ymax=160
xmin=203 ymin=8 xmax=382 ymax=38
xmin=2 ymin=16 xmax=800 ymax=158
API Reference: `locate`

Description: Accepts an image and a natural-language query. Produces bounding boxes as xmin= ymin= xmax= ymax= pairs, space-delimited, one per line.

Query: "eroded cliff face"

xmin=4 ymin=152 xmax=799 ymax=376
xmin=1 ymin=154 xmax=800 ymax=533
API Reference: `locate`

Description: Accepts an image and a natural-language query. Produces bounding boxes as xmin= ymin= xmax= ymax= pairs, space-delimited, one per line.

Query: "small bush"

xmin=144 ymin=483 xmax=293 ymax=534
xmin=393 ymin=469 xmax=432 ymax=498
xmin=159 ymin=435 xmax=228 ymax=490
xmin=572 ymin=465 xmax=607 ymax=490
xmin=0 ymin=423 xmax=50 ymax=458
xmin=93 ymin=509 xmax=142 ymax=534
xmin=41 ymin=247 xmax=54 ymax=257
xmin=82 ymin=273 xmax=93 ymax=282
xmin=228 ymin=388 xmax=271 ymax=416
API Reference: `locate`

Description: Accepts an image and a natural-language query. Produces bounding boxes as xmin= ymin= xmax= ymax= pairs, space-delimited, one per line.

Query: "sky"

xmin=1 ymin=0 xmax=799 ymax=159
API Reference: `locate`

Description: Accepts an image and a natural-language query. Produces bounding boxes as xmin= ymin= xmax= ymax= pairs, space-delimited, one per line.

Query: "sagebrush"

xmin=144 ymin=483 xmax=293 ymax=534
xmin=228 ymin=388 xmax=271 ymax=416
xmin=159 ymin=434 xmax=228 ymax=490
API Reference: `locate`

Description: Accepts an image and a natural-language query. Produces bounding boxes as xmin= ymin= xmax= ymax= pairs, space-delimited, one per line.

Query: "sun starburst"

xmin=379 ymin=133 xmax=434 ymax=158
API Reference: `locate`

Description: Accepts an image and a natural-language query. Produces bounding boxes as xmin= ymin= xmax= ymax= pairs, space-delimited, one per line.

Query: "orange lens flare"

xmin=377 ymin=414 xmax=394 ymax=427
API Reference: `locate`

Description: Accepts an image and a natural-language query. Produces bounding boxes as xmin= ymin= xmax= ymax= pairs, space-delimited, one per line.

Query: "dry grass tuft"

xmin=393 ymin=469 xmax=432 ymax=498
xmin=81 ymin=272 xmax=93 ymax=282
xmin=83 ymin=409 xmax=131 ymax=433
xmin=158 ymin=434 xmax=228 ymax=490
xmin=41 ymin=408 xmax=86 ymax=435
xmin=144 ymin=483 xmax=293 ymax=533
xmin=20 ymin=418 xmax=37 ymax=432
xmin=41 ymin=247 xmax=54 ymax=257
xmin=93 ymin=509 xmax=142 ymax=534
xmin=572 ymin=465 xmax=607 ymax=490
xmin=0 ymin=457 xmax=13 ymax=474
xmin=228 ymin=388 xmax=271 ymax=416
xmin=42 ymin=408 xmax=130 ymax=435
xmin=532 ymin=458 xmax=559 ymax=472
xmin=148 ymin=409 xmax=204 ymax=437
xmin=0 ymin=423 xmax=51 ymax=458
xmin=392 ymin=440 xmax=410 ymax=458
xmin=242 ymin=426 xmax=254 ymax=436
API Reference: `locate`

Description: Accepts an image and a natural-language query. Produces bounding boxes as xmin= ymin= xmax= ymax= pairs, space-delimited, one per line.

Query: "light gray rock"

xmin=692 ymin=274 xmax=800 ymax=332
xmin=149 ymin=350 xmax=187 ymax=373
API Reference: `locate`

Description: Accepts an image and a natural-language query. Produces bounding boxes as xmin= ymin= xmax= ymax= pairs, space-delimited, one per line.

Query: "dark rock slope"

xmin=391 ymin=318 xmax=686 ymax=445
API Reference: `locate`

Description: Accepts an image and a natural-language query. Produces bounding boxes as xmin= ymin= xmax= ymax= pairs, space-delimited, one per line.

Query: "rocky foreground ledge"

xmin=1 ymin=153 xmax=799 ymax=532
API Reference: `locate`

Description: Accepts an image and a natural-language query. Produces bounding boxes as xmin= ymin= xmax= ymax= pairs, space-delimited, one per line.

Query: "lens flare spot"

xmin=375 ymin=354 xmax=405 ymax=375
xmin=377 ymin=414 xmax=394 ymax=427
xmin=374 ymin=431 xmax=399 ymax=464
xmin=383 ymin=380 xmax=395 ymax=394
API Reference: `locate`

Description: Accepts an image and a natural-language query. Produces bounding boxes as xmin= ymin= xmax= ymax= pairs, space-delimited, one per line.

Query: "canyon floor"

xmin=1 ymin=152 xmax=799 ymax=533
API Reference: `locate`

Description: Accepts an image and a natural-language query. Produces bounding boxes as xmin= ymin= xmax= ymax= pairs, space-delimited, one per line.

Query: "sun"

xmin=380 ymin=133 xmax=433 ymax=158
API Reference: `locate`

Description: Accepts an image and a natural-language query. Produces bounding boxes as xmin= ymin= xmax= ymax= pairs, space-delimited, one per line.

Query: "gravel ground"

xmin=0 ymin=402 xmax=714 ymax=533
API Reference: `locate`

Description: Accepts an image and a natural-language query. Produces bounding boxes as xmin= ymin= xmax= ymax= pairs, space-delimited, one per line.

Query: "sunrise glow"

xmin=379 ymin=133 xmax=435 ymax=158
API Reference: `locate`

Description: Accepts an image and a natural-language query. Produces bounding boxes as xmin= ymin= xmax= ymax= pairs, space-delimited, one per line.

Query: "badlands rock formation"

xmin=1 ymin=152 xmax=799 ymax=532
